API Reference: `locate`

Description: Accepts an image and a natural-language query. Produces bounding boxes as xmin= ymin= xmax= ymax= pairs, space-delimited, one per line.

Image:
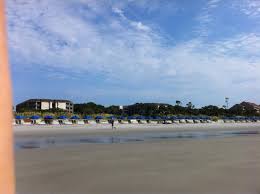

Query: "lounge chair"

xmin=64 ymin=120 xmax=73 ymax=125
xmin=38 ymin=121 xmax=46 ymax=125
xmin=179 ymin=119 xmax=186 ymax=123
xmin=150 ymin=120 xmax=158 ymax=124
xmin=185 ymin=117 xmax=194 ymax=124
xmin=88 ymin=120 xmax=96 ymax=124
xmin=52 ymin=120 xmax=59 ymax=125
xmin=77 ymin=120 xmax=84 ymax=125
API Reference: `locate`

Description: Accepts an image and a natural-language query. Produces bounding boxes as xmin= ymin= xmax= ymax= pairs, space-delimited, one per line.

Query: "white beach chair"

xmin=150 ymin=120 xmax=158 ymax=124
xmin=217 ymin=119 xmax=224 ymax=123
xmin=52 ymin=120 xmax=59 ymax=125
xmin=119 ymin=120 xmax=128 ymax=124
xmin=88 ymin=120 xmax=96 ymax=124
xmin=37 ymin=121 xmax=46 ymax=125
xmin=179 ymin=119 xmax=186 ymax=124
xmin=193 ymin=120 xmax=200 ymax=124
xmin=23 ymin=121 xmax=31 ymax=125
xmin=77 ymin=120 xmax=85 ymax=125
xmin=186 ymin=119 xmax=194 ymax=124
xmin=100 ymin=119 xmax=109 ymax=124
xmin=137 ymin=120 xmax=145 ymax=124
xmin=35 ymin=119 xmax=42 ymax=124
xmin=131 ymin=120 xmax=139 ymax=124
xmin=64 ymin=120 xmax=73 ymax=125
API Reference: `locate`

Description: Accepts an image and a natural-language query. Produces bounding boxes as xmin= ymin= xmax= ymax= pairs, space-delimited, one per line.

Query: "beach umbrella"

xmin=222 ymin=116 xmax=229 ymax=120
xmin=44 ymin=115 xmax=54 ymax=120
xmin=95 ymin=116 xmax=104 ymax=120
xmin=229 ymin=116 xmax=236 ymax=120
xmin=161 ymin=116 xmax=171 ymax=120
xmin=247 ymin=117 xmax=254 ymax=121
xmin=70 ymin=115 xmax=80 ymax=120
xmin=160 ymin=116 xmax=167 ymax=120
xmin=233 ymin=116 xmax=239 ymax=121
xmin=57 ymin=115 xmax=67 ymax=119
xmin=199 ymin=116 xmax=208 ymax=120
xmin=15 ymin=115 xmax=25 ymax=120
xmin=83 ymin=116 xmax=92 ymax=120
xmin=252 ymin=116 xmax=259 ymax=121
xmin=145 ymin=116 xmax=153 ymax=120
xmin=152 ymin=116 xmax=161 ymax=120
xmin=136 ymin=116 xmax=145 ymax=120
xmin=127 ymin=116 xmax=136 ymax=120
xmin=30 ymin=115 xmax=40 ymax=120
xmin=117 ymin=116 xmax=126 ymax=120
xmin=170 ymin=116 xmax=178 ymax=120
xmin=107 ymin=116 xmax=116 ymax=120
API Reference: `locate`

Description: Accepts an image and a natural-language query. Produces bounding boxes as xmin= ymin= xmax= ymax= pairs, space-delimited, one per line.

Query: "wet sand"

xmin=15 ymin=124 xmax=260 ymax=194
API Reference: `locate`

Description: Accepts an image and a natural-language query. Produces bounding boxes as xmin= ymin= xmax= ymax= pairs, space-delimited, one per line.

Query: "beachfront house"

xmin=16 ymin=99 xmax=74 ymax=113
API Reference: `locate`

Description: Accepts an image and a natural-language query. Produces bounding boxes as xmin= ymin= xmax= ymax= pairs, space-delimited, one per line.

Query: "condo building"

xmin=16 ymin=99 xmax=74 ymax=113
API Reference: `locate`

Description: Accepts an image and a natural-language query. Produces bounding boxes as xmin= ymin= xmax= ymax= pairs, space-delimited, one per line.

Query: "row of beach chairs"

xmin=13 ymin=115 xmax=260 ymax=125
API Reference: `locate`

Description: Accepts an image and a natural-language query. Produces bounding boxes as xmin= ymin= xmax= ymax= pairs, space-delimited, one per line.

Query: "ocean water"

xmin=15 ymin=130 xmax=260 ymax=150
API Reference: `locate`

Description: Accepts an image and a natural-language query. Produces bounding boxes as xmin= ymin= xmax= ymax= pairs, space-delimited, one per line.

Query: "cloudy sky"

xmin=7 ymin=0 xmax=260 ymax=107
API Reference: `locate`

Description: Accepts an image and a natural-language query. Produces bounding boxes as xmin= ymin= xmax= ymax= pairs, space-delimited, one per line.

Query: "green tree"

xmin=175 ymin=100 xmax=181 ymax=106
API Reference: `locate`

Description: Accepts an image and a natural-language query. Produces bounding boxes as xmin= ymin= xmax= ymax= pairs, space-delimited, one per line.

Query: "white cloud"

xmin=207 ymin=0 xmax=222 ymax=8
xmin=7 ymin=0 xmax=260 ymax=104
xmin=194 ymin=0 xmax=222 ymax=37
xmin=234 ymin=0 xmax=260 ymax=17
xmin=112 ymin=6 xmax=151 ymax=32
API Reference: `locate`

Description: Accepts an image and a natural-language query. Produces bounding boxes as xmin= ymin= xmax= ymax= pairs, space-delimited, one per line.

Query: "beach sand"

xmin=14 ymin=122 xmax=260 ymax=137
xmin=15 ymin=123 xmax=260 ymax=194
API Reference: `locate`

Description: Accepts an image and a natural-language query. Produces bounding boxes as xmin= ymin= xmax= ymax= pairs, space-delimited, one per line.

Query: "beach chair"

xmin=77 ymin=120 xmax=85 ymax=125
xmin=185 ymin=117 xmax=194 ymax=124
xmin=52 ymin=120 xmax=59 ymax=125
xmin=64 ymin=120 xmax=73 ymax=125
xmin=88 ymin=120 xmax=96 ymax=124
xmin=150 ymin=120 xmax=158 ymax=124
xmin=217 ymin=119 xmax=224 ymax=123
xmin=37 ymin=121 xmax=46 ymax=125
xmin=118 ymin=120 xmax=128 ymax=124
xmin=132 ymin=119 xmax=139 ymax=124
xmin=179 ymin=119 xmax=186 ymax=124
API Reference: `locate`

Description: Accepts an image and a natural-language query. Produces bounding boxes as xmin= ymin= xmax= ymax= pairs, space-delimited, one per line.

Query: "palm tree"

xmin=225 ymin=97 xmax=229 ymax=109
xmin=186 ymin=102 xmax=194 ymax=109
xmin=176 ymin=100 xmax=182 ymax=106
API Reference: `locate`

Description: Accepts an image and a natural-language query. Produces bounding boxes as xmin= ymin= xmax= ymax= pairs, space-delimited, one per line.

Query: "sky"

xmin=6 ymin=0 xmax=260 ymax=107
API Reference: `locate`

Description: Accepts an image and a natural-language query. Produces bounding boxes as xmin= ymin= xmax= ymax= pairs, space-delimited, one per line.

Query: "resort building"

xmin=16 ymin=99 xmax=74 ymax=113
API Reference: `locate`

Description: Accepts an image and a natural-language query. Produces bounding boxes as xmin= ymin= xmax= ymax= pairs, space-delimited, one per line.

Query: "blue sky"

xmin=7 ymin=0 xmax=260 ymax=107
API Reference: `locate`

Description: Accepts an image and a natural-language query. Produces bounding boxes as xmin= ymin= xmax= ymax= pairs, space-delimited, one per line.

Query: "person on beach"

xmin=111 ymin=119 xmax=115 ymax=129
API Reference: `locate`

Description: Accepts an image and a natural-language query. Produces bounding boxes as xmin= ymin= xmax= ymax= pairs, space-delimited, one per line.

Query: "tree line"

xmin=74 ymin=101 xmax=260 ymax=117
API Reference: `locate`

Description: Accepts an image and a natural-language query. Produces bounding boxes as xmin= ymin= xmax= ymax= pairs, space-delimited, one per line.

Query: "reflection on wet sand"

xmin=16 ymin=130 xmax=260 ymax=149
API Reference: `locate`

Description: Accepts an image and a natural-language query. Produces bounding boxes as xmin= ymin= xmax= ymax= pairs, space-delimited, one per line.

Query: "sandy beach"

xmin=15 ymin=123 xmax=260 ymax=194
xmin=14 ymin=122 xmax=260 ymax=137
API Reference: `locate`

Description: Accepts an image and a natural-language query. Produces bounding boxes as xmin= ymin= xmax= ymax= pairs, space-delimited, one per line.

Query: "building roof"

xmin=18 ymin=98 xmax=73 ymax=104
